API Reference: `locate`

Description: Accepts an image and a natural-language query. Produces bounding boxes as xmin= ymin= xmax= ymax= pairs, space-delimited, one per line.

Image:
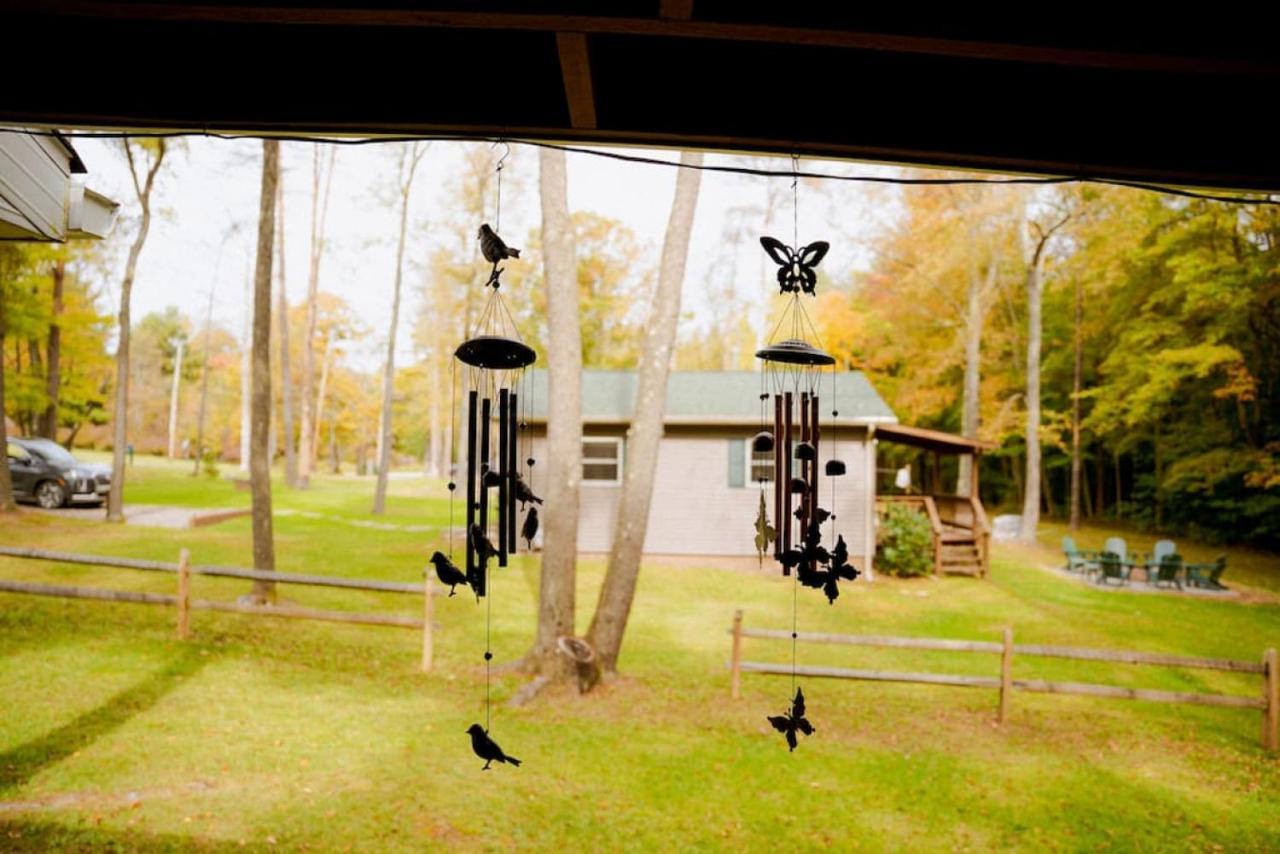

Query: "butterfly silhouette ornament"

xmin=760 ymin=236 xmax=830 ymax=295
xmin=768 ymin=687 xmax=816 ymax=752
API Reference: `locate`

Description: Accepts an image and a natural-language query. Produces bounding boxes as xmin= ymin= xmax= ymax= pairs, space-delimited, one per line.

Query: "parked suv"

xmin=5 ymin=438 xmax=112 ymax=509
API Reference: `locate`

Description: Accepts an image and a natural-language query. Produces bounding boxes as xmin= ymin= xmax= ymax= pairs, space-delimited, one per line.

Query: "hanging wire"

xmin=16 ymin=127 xmax=1275 ymax=206
xmin=448 ymin=357 xmax=458 ymax=558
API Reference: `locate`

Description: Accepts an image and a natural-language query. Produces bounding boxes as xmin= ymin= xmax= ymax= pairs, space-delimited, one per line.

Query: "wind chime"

xmin=753 ymin=158 xmax=860 ymax=752
xmin=432 ymin=147 xmax=538 ymax=770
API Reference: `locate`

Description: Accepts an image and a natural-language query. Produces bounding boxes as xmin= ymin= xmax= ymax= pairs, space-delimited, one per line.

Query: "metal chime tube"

xmin=498 ymin=388 xmax=510 ymax=566
xmin=800 ymin=391 xmax=811 ymax=543
xmin=479 ymin=394 xmax=492 ymax=593
xmin=783 ymin=390 xmax=794 ymax=567
xmin=479 ymin=395 xmax=492 ymax=532
xmin=810 ymin=393 xmax=820 ymax=525
xmin=466 ymin=389 xmax=478 ymax=583
xmin=773 ymin=393 xmax=783 ymax=559
xmin=508 ymin=391 xmax=518 ymax=551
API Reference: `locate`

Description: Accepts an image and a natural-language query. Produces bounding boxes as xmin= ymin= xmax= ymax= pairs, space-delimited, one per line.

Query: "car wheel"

xmin=35 ymin=480 xmax=67 ymax=509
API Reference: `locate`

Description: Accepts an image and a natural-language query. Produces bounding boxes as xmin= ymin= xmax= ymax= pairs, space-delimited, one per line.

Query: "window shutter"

xmin=727 ymin=438 xmax=745 ymax=488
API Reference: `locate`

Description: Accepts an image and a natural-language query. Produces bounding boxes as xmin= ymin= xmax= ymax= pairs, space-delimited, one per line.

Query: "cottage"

xmin=524 ymin=370 xmax=896 ymax=571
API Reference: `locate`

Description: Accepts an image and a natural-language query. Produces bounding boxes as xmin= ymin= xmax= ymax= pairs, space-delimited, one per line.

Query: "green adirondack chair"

xmin=1186 ymin=555 xmax=1228 ymax=590
xmin=1062 ymin=536 xmax=1098 ymax=574
xmin=1151 ymin=552 xmax=1183 ymax=590
xmin=1096 ymin=551 xmax=1129 ymax=586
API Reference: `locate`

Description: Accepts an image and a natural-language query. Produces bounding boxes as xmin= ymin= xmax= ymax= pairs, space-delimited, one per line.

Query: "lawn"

xmin=1 ymin=458 xmax=1278 ymax=850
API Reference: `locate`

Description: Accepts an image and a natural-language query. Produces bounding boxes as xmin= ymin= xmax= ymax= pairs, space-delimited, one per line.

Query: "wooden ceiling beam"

xmin=659 ymin=0 xmax=694 ymax=21
xmin=555 ymin=32 xmax=596 ymax=130
xmin=18 ymin=2 xmax=1278 ymax=76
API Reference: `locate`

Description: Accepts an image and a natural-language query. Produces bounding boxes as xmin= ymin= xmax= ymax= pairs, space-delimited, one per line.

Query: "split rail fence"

xmin=727 ymin=610 xmax=1279 ymax=751
xmin=0 ymin=545 xmax=437 ymax=671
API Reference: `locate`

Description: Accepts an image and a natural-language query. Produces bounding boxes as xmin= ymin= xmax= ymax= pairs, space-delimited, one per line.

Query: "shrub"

xmin=202 ymin=449 xmax=220 ymax=479
xmin=877 ymin=504 xmax=934 ymax=577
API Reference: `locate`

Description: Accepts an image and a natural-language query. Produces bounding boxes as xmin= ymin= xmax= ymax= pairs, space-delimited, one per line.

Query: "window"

xmin=749 ymin=449 xmax=774 ymax=485
xmin=583 ymin=438 xmax=623 ymax=484
xmin=729 ymin=438 xmax=774 ymax=489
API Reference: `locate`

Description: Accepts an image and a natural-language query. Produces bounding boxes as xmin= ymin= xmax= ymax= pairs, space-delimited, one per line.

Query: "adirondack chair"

xmin=1103 ymin=537 xmax=1128 ymax=564
xmin=1151 ymin=552 xmax=1183 ymax=590
xmin=1096 ymin=551 xmax=1129 ymax=586
xmin=1140 ymin=539 xmax=1177 ymax=583
xmin=1186 ymin=555 xmax=1228 ymax=590
xmin=1062 ymin=536 xmax=1098 ymax=574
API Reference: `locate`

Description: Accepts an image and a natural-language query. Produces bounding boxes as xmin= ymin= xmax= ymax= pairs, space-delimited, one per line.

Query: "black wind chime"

xmin=430 ymin=148 xmax=539 ymax=770
xmin=753 ymin=158 xmax=860 ymax=752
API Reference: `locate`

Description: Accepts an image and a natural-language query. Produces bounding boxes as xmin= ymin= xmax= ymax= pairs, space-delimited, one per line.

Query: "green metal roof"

xmin=523 ymin=370 xmax=896 ymax=425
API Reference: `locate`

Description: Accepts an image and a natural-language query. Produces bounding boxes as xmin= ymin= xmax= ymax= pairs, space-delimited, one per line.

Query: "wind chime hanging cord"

xmin=28 ymin=128 xmax=1276 ymax=207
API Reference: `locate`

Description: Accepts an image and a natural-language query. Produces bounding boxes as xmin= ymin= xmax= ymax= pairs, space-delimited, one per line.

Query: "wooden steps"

xmin=940 ymin=540 xmax=982 ymax=576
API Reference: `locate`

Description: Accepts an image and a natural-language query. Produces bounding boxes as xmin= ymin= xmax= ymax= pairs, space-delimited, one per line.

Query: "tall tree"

xmin=1069 ymin=272 xmax=1084 ymax=530
xmin=275 ymin=173 xmax=298 ymax=487
xmin=1018 ymin=201 xmax=1071 ymax=543
xmin=0 ymin=245 xmax=29 ymax=511
xmin=37 ymin=255 xmax=66 ymax=439
xmin=586 ymin=151 xmax=703 ymax=674
xmin=239 ymin=258 xmax=252 ymax=473
xmin=107 ymin=139 xmax=167 ymax=522
xmin=372 ymin=142 xmax=427 ymax=515
xmin=248 ymin=141 xmax=279 ymax=601
xmin=299 ymin=145 xmax=336 ymax=486
xmin=528 ymin=147 xmax=583 ymax=675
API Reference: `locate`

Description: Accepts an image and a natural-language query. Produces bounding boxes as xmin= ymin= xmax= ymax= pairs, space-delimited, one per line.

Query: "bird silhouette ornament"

xmin=429 ymin=551 xmax=470 ymax=598
xmin=521 ymin=506 xmax=540 ymax=549
xmin=760 ymin=236 xmax=830 ymax=295
xmin=768 ymin=687 xmax=815 ymax=752
xmin=466 ymin=724 xmax=521 ymax=770
xmin=511 ymin=472 xmax=543 ymax=506
xmin=478 ymin=223 xmax=520 ymax=289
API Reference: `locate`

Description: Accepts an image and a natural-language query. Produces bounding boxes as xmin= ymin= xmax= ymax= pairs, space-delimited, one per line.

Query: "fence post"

xmin=421 ymin=576 xmax=434 ymax=673
xmin=1264 ymin=647 xmax=1278 ymax=752
xmin=176 ymin=548 xmax=191 ymax=641
xmin=731 ymin=609 xmax=744 ymax=699
xmin=998 ymin=626 xmax=1013 ymax=723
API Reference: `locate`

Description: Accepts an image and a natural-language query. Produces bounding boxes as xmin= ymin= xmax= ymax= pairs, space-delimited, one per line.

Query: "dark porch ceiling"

xmin=4 ymin=2 xmax=1278 ymax=191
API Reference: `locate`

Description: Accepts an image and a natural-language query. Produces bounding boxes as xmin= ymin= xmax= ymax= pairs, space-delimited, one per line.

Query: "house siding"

xmin=527 ymin=425 xmax=872 ymax=562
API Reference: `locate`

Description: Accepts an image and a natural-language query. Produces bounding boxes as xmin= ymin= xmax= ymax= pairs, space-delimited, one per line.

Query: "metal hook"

xmin=492 ymin=139 xmax=512 ymax=172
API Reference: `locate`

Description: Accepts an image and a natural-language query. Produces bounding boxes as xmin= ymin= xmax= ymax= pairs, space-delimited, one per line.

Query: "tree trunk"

xmin=1069 ymin=275 xmax=1083 ymax=531
xmin=1016 ymin=208 xmax=1070 ymax=543
xmin=166 ymin=339 xmax=183 ymax=458
xmin=373 ymin=143 xmax=426 ymax=515
xmin=193 ymin=278 xmax=217 ymax=476
xmin=1114 ymin=449 xmax=1123 ymax=519
xmin=1094 ymin=443 xmax=1105 ymax=518
xmin=1018 ymin=252 xmax=1042 ymax=542
xmin=587 ymin=151 xmax=702 ymax=674
xmin=39 ymin=258 xmax=65 ymax=440
xmin=108 ymin=140 xmax=167 ymax=522
xmin=275 ymin=177 xmax=298 ymax=488
xmin=249 ymin=140 xmax=279 ymax=602
xmin=528 ymin=147 xmax=583 ymax=675
xmin=299 ymin=146 xmax=335 ymax=488
xmin=957 ymin=242 xmax=992 ymax=495
xmin=0 ymin=320 xmax=15 ymax=512
xmin=310 ymin=330 xmax=332 ymax=472
xmin=240 ymin=260 xmax=252 ymax=473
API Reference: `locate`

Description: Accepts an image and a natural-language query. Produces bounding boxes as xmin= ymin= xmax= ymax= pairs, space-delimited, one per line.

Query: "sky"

xmin=70 ymin=134 xmax=904 ymax=371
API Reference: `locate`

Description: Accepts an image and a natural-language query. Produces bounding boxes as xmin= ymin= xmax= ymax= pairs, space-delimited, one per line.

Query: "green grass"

xmin=1 ymin=457 xmax=1279 ymax=850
